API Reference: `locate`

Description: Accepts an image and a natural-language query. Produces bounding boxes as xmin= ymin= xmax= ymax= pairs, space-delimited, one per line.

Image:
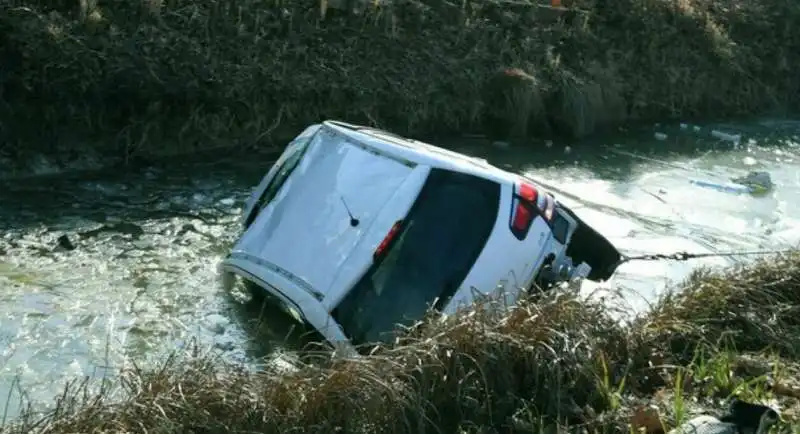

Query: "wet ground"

xmin=1 ymin=118 xmax=799 ymax=420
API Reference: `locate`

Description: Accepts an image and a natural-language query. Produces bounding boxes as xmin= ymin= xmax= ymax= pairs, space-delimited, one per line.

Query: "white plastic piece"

xmin=572 ymin=262 xmax=592 ymax=280
xmin=654 ymin=132 xmax=668 ymax=141
xmin=711 ymin=129 xmax=741 ymax=143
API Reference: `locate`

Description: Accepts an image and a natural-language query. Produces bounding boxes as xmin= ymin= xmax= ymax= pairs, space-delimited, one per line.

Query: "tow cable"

xmin=609 ymin=248 xmax=797 ymax=273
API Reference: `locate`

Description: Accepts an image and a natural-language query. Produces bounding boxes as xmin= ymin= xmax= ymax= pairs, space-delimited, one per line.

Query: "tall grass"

xmin=3 ymin=253 xmax=800 ymax=433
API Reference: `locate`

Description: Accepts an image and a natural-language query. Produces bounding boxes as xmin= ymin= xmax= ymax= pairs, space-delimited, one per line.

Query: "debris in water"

xmin=692 ymin=125 xmax=701 ymax=132
xmin=731 ymin=171 xmax=773 ymax=194
xmin=79 ymin=222 xmax=145 ymax=239
xmin=690 ymin=171 xmax=774 ymax=196
xmin=57 ymin=234 xmax=75 ymax=251
xmin=743 ymin=156 xmax=757 ymax=166
xmin=205 ymin=314 xmax=229 ymax=335
xmin=654 ymin=132 xmax=667 ymax=141
xmin=680 ymin=123 xmax=688 ymax=130
xmin=192 ymin=193 xmax=208 ymax=203
xmin=711 ymin=129 xmax=741 ymax=143
xmin=491 ymin=140 xmax=509 ymax=149
xmin=67 ymin=359 xmax=84 ymax=377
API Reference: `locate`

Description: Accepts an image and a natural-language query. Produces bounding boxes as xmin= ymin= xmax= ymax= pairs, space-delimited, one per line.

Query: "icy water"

xmin=1 ymin=119 xmax=799 ymax=419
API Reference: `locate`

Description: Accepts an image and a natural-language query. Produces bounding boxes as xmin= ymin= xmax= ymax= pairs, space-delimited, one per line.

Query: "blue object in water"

xmin=689 ymin=179 xmax=753 ymax=195
xmin=689 ymin=171 xmax=773 ymax=196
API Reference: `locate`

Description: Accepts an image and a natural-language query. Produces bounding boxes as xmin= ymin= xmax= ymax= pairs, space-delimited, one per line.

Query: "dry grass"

xmin=3 ymin=253 xmax=800 ymax=433
xmin=1 ymin=0 xmax=800 ymax=162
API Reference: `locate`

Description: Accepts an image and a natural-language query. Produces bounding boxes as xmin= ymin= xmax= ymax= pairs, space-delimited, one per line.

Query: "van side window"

xmin=245 ymin=130 xmax=317 ymax=228
xmin=551 ymin=211 xmax=570 ymax=244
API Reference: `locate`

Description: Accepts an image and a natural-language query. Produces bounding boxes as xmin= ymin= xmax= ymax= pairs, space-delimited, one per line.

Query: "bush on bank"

xmin=2 ymin=0 xmax=800 ymax=161
xmin=3 ymin=253 xmax=800 ymax=433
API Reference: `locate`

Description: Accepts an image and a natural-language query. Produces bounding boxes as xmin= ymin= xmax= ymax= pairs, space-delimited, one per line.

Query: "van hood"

xmin=231 ymin=134 xmax=415 ymax=300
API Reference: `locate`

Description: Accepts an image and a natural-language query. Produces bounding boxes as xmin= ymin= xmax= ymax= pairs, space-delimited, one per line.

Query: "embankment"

xmin=3 ymin=253 xmax=800 ymax=433
xmin=2 ymin=0 xmax=800 ymax=167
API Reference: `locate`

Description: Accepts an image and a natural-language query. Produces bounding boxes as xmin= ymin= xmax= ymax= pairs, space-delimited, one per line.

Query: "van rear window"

xmin=331 ymin=169 xmax=500 ymax=348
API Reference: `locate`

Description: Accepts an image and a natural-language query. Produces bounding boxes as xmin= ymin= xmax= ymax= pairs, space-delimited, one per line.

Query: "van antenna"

xmin=340 ymin=196 xmax=360 ymax=227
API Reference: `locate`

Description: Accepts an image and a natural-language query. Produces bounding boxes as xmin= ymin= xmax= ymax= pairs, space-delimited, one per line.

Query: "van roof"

xmin=323 ymin=121 xmax=518 ymax=186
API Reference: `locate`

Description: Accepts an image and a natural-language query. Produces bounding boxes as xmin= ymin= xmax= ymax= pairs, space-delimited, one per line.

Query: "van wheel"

xmin=529 ymin=253 xmax=556 ymax=294
xmin=244 ymin=279 xmax=267 ymax=303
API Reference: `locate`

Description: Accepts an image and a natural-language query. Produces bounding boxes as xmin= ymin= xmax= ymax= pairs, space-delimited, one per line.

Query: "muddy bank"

xmin=2 ymin=0 xmax=800 ymax=165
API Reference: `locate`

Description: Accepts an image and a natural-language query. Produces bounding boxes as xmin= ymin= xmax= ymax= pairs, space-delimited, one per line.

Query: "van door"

xmin=559 ymin=203 xmax=623 ymax=281
xmin=441 ymin=181 xmax=559 ymax=314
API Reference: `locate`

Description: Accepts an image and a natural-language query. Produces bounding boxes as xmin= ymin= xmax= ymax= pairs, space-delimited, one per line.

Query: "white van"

xmin=220 ymin=120 xmax=622 ymax=355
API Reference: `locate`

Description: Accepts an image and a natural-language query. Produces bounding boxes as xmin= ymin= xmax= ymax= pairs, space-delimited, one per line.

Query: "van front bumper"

xmin=218 ymin=254 xmax=360 ymax=359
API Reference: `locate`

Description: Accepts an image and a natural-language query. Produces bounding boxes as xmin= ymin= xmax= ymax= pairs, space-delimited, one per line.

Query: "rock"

xmin=630 ymin=405 xmax=664 ymax=434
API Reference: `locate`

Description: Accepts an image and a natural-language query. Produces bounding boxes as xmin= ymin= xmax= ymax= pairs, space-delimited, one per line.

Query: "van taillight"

xmin=374 ymin=220 xmax=403 ymax=260
xmin=509 ymin=182 xmax=539 ymax=240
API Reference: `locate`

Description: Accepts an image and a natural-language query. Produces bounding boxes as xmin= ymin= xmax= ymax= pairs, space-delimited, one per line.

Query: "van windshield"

xmin=331 ymin=168 xmax=501 ymax=348
xmin=244 ymin=127 xmax=318 ymax=228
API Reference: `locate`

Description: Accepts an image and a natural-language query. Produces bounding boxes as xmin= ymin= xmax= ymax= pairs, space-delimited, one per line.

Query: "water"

xmin=1 ymin=119 xmax=799 ymax=420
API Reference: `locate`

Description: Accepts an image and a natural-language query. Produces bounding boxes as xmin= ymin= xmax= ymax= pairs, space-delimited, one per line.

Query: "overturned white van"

xmin=220 ymin=121 xmax=622 ymax=355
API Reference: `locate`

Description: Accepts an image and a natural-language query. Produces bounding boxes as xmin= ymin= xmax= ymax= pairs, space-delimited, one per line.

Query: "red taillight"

xmin=509 ymin=182 xmax=539 ymax=240
xmin=512 ymin=203 xmax=532 ymax=231
xmin=518 ymin=182 xmax=538 ymax=202
xmin=374 ymin=220 xmax=403 ymax=260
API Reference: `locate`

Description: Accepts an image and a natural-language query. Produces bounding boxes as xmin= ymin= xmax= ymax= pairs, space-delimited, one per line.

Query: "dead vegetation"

xmin=3 ymin=253 xmax=800 ymax=433
xmin=1 ymin=0 xmax=799 ymax=161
